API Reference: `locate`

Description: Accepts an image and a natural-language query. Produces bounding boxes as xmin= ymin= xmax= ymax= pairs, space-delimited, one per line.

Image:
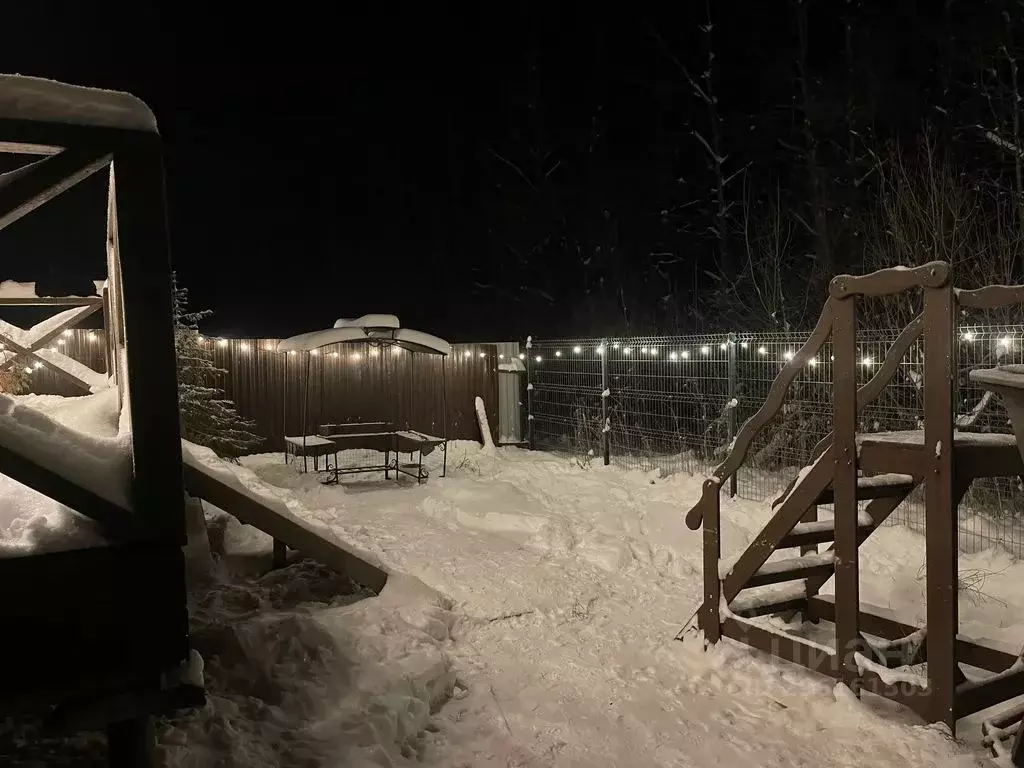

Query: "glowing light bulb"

xmin=535 ymin=355 xmax=542 ymax=362
xmin=216 ymin=338 xmax=228 ymax=348
xmin=464 ymin=350 xmax=472 ymax=358
xmin=700 ymin=346 xmax=710 ymax=355
xmin=669 ymin=351 xmax=678 ymax=360
xmin=999 ymin=336 xmax=1012 ymax=348
xmin=288 ymin=350 xmax=297 ymax=356
xmin=623 ymin=347 xmax=632 ymax=355
xmin=330 ymin=351 xmax=339 ymax=358
xmin=596 ymin=347 xmax=604 ymax=355
xmin=23 ymin=366 xmax=31 ymax=374
xmin=573 ymin=346 xmax=582 ymax=354
xmin=518 ymin=353 xmax=525 ymax=360
xmin=681 ymin=350 xmax=690 ymax=359
xmin=392 ymin=345 xmax=402 ymax=355
xmin=758 ymin=347 xmax=767 ymax=356
xmin=351 ymin=352 xmax=361 ymax=361
xmin=719 ymin=343 xmax=727 ymax=350
xmin=499 ymin=353 xmax=505 ymax=360
xmin=962 ymin=330 xmax=974 ymax=342
xmin=741 ymin=342 xmax=748 ymax=349
xmin=310 ymin=349 xmax=319 ymax=356
xmin=239 ymin=342 xmax=249 ymax=351
xmin=369 ymin=347 xmax=380 ymax=357
xmin=555 ymin=350 xmax=562 ymax=357
xmin=479 ymin=352 xmax=486 ymax=358
xmin=809 ymin=357 xmax=818 ymax=367
xmin=198 ymin=336 xmax=205 ymax=343
xmin=650 ymin=348 xmax=659 ymax=356
xmin=34 ymin=361 xmax=42 ymax=369
xmin=861 ymin=356 xmax=873 ymax=366
xmin=88 ymin=332 xmax=97 ymax=341
xmin=783 ymin=351 xmax=794 ymax=361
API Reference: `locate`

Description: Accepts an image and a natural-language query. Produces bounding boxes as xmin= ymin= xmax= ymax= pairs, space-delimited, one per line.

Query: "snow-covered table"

xmin=317 ymin=427 xmax=448 ymax=485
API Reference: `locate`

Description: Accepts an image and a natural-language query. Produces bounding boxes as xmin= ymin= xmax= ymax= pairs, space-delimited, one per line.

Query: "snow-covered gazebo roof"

xmin=0 ymin=74 xmax=158 ymax=134
xmin=277 ymin=314 xmax=452 ymax=356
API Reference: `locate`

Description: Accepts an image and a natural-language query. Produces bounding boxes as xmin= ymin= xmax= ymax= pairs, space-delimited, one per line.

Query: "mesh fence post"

xmin=727 ymin=331 xmax=738 ymax=498
xmin=526 ymin=335 xmax=534 ymax=450
xmin=601 ymin=337 xmax=610 ymax=465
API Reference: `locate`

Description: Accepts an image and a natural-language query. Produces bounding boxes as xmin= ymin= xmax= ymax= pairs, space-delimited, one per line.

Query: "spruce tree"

xmin=172 ymin=275 xmax=263 ymax=457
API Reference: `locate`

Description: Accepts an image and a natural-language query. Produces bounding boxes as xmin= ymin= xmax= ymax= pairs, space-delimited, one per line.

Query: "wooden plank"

xmin=956 ymin=284 xmax=1024 ymax=309
xmin=829 ymin=261 xmax=950 ymax=298
xmin=0 ymin=540 xmax=187 ymax=707
xmin=700 ymin=491 xmax=721 ymax=643
xmin=957 ymin=667 xmax=1024 ymax=719
xmin=0 ymin=441 xmax=141 ymax=539
xmin=183 ymin=463 xmax=388 ymax=592
xmin=745 ymin=553 xmax=835 ymax=588
xmin=0 ymin=302 xmax=102 ymax=374
xmin=721 ymin=617 xmax=838 ymax=675
xmin=0 ymin=148 xmax=111 ymax=232
xmin=0 ymin=296 xmax=104 ymax=306
xmin=859 ymin=671 xmax=931 ymax=719
xmin=111 ymin=148 xmax=185 ymax=542
xmin=857 ymin=441 xmax=927 ymax=476
xmin=779 ymin=519 xmax=872 ymax=549
xmin=807 ymin=594 xmax=1021 ymax=673
xmin=813 ymin=475 xmax=917 ymax=505
xmin=0 ymin=332 xmax=92 ymax=393
xmin=832 ymin=296 xmax=861 ymax=689
xmin=924 ymin=282 xmax=957 ymax=730
xmin=720 ymin=446 xmax=835 ymax=603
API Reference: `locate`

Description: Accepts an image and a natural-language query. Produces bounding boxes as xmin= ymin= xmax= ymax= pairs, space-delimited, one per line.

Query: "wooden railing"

xmin=684 ymin=261 xmax=949 ymax=532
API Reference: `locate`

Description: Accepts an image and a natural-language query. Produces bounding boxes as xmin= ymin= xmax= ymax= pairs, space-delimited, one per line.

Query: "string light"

xmin=573 ymin=346 xmax=582 ymax=354
xmin=57 ymin=339 xmax=65 ymax=346
xmin=310 ymin=349 xmax=319 ymax=356
xmin=809 ymin=357 xmax=818 ymax=367
xmin=216 ymin=338 xmax=228 ymax=348
xmin=623 ymin=347 xmax=632 ymax=355
xmin=88 ymin=331 xmax=97 ymax=342
xmin=669 ymin=351 xmax=678 ymax=360
xmin=641 ymin=347 xmax=649 ymax=355
xmin=962 ymin=330 xmax=975 ymax=342
xmin=198 ymin=336 xmax=205 ymax=343
xmin=611 ymin=343 xmax=620 ymax=349
xmin=555 ymin=350 xmax=562 ymax=357
xmin=33 ymin=361 xmax=42 ymax=369
xmin=499 ymin=353 xmax=505 ymax=360
xmin=330 ymin=351 xmax=339 ymax=358
xmin=479 ymin=352 xmax=486 ymax=358
xmin=518 ymin=353 xmax=526 ymax=360
xmin=596 ymin=346 xmax=604 ymax=355
xmin=999 ymin=336 xmax=1013 ymax=348
xmin=719 ymin=342 xmax=727 ymax=350
xmin=741 ymin=342 xmax=748 ymax=349
xmin=369 ymin=347 xmax=380 ymax=357
xmin=650 ymin=348 xmax=659 ymax=356
xmin=392 ymin=345 xmax=402 ymax=355
xmin=681 ymin=350 xmax=690 ymax=359
xmin=464 ymin=350 xmax=472 ymax=358
xmin=861 ymin=356 xmax=873 ymax=366
xmin=700 ymin=346 xmax=710 ymax=355
xmin=239 ymin=342 xmax=250 ymax=352
xmin=23 ymin=366 xmax=31 ymax=374
xmin=288 ymin=350 xmax=297 ymax=356
xmin=62 ymin=329 xmax=72 ymax=337
xmin=783 ymin=351 xmax=794 ymax=361
xmin=757 ymin=347 xmax=767 ymax=356
xmin=535 ymin=355 xmax=542 ymax=362
xmin=351 ymin=352 xmax=361 ymax=361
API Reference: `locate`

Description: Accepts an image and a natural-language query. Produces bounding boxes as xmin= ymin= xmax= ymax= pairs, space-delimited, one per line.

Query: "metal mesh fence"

xmin=527 ymin=325 xmax=1024 ymax=557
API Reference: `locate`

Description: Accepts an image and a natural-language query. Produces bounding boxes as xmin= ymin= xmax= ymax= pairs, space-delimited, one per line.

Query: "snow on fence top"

xmin=0 ymin=279 xmax=106 ymax=300
xmin=0 ymin=74 xmax=157 ymax=133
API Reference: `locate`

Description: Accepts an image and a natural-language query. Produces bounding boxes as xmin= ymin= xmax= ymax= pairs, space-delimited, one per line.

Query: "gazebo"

xmin=277 ymin=314 xmax=451 ymax=483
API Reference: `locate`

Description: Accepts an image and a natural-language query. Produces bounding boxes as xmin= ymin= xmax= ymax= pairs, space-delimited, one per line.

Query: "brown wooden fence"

xmin=16 ymin=330 xmax=500 ymax=451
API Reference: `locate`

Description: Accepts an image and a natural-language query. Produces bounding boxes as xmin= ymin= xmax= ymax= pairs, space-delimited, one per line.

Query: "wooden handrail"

xmin=772 ymin=314 xmax=924 ymax=507
xmin=956 ymin=284 xmax=1024 ymax=309
xmin=684 ymin=300 xmax=835 ymax=530
xmin=829 ymin=261 xmax=949 ymax=299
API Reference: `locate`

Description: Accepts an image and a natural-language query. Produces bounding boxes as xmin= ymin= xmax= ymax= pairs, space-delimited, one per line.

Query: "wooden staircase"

xmin=682 ymin=262 xmax=1024 ymax=745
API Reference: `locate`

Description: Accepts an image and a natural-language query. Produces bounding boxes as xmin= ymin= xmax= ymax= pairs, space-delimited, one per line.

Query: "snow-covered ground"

xmin=1 ymin=390 xmax=1020 ymax=765
xmin=162 ymin=444 xmax=1016 ymax=767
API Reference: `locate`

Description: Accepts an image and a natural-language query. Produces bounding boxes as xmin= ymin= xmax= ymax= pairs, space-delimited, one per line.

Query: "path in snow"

xmin=183 ymin=444 xmax=1014 ymax=767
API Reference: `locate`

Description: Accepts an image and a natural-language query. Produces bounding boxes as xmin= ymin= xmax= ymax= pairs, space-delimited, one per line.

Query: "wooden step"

xmin=729 ymin=584 xmax=807 ymax=618
xmin=774 ymin=471 xmax=916 ymax=510
xmin=814 ymin=473 xmax=916 ymax=505
xmin=746 ymin=551 xmax=836 ymax=588
xmin=778 ymin=511 xmax=875 ymax=549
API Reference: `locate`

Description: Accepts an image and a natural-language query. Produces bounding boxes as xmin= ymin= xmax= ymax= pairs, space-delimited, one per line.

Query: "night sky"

xmin=0 ymin=3 xmax=939 ymax=341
